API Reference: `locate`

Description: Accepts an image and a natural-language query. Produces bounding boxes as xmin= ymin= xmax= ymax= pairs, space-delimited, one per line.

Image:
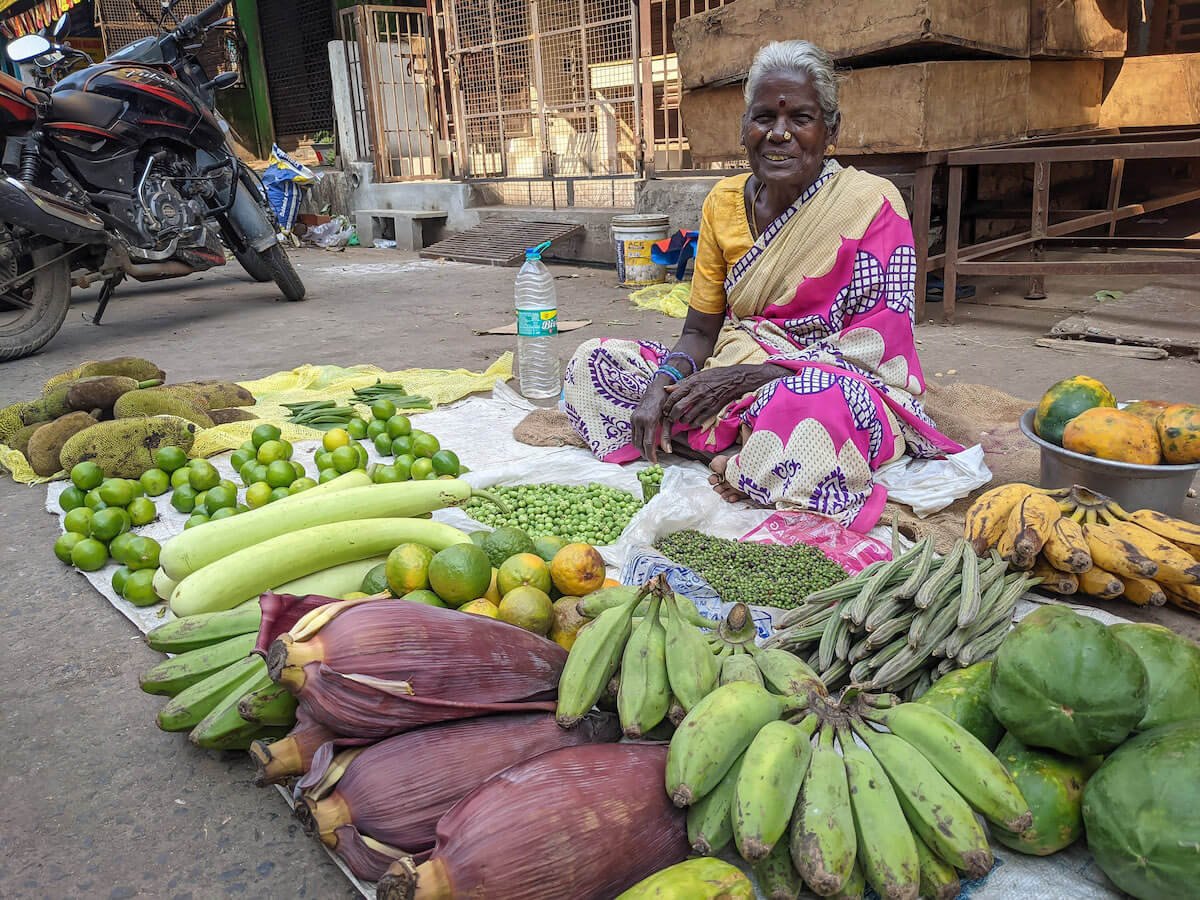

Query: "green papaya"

xmin=1109 ymin=623 xmax=1200 ymax=732
xmin=991 ymin=732 xmax=1092 ymax=856
xmin=1083 ymin=721 xmax=1200 ymax=900
xmin=914 ymin=661 xmax=1003 ymax=749
xmin=989 ymin=606 xmax=1147 ymax=756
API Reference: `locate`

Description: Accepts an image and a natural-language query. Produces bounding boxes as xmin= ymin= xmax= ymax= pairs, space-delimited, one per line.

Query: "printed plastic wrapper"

xmin=260 ymin=144 xmax=319 ymax=233
xmin=741 ymin=511 xmax=891 ymax=571
xmin=874 ymin=443 xmax=992 ymax=517
xmin=305 ymin=216 xmax=355 ymax=250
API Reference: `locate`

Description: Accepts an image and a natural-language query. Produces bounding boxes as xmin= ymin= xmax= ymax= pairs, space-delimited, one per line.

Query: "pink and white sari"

xmin=563 ymin=163 xmax=961 ymax=531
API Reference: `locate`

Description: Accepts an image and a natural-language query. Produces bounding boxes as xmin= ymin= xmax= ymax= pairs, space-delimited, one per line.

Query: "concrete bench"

xmin=355 ymin=209 xmax=447 ymax=251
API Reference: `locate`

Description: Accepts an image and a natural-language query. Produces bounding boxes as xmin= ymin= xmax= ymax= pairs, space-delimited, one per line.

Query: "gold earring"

xmin=826 ymin=144 xmax=836 ymax=154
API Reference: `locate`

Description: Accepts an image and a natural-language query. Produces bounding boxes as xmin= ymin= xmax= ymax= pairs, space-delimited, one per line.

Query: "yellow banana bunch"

xmin=962 ymin=483 xmax=1046 ymax=555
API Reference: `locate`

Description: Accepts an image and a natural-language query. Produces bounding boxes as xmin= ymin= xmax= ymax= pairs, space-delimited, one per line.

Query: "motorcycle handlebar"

xmin=174 ymin=0 xmax=229 ymax=40
xmin=196 ymin=0 xmax=229 ymax=28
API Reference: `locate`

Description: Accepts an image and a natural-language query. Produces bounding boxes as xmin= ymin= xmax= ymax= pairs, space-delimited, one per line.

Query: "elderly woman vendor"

xmin=564 ymin=40 xmax=960 ymax=531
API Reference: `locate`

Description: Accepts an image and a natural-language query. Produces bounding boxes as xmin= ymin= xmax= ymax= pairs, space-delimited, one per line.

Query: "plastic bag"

xmin=260 ymin=144 xmax=319 ymax=234
xmin=873 ymin=443 xmax=992 ymax=517
xmin=628 ymin=282 xmax=691 ymax=318
xmin=305 ymin=216 xmax=355 ymax=250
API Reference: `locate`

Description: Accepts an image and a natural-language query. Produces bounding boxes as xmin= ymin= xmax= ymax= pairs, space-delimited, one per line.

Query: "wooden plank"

xmin=672 ymin=0 xmax=1030 ymax=92
xmin=1030 ymin=0 xmax=1127 ymax=58
xmin=1033 ymin=338 xmax=1168 ymax=359
xmin=1100 ymin=55 xmax=1200 ymax=127
xmin=1047 ymin=285 xmax=1200 ymax=352
xmin=1028 ymin=61 xmax=1104 ymax=134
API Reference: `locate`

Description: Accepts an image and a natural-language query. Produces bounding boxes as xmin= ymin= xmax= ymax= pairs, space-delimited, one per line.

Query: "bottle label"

xmin=517 ymin=307 xmax=557 ymax=337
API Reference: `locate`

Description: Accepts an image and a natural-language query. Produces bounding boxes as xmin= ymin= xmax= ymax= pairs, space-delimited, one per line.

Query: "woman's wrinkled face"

xmin=742 ymin=72 xmax=836 ymax=191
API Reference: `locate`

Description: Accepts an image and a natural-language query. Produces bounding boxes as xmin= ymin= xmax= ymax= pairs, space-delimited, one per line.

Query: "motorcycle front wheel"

xmin=233 ymin=244 xmax=272 ymax=282
xmin=238 ymin=243 xmax=305 ymax=302
xmin=0 ymin=244 xmax=72 ymax=362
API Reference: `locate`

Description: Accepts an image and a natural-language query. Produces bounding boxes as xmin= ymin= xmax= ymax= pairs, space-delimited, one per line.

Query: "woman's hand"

xmin=663 ymin=364 xmax=785 ymax=429
xmin=631 ymin=379 xmax=672 ymax=462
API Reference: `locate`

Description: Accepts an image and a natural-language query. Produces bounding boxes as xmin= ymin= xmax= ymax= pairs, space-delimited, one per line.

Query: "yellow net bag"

xmin=0 ymin=354 xmax=514 ymax=483
xmin=629 ymin=282 xmax=691 ymax=318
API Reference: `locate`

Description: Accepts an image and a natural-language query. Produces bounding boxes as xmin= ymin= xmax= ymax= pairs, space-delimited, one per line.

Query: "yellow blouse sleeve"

xmin=689 ymin=189 xmax=729 ymax=315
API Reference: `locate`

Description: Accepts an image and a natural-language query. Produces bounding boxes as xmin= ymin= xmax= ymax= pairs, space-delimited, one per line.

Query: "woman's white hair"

xmin=744 ymin=41 xmax=841 ymax=128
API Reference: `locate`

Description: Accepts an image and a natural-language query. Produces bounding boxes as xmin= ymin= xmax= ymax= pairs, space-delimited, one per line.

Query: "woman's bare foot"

xmin=708 ymin=454 xmax=749 ymax=503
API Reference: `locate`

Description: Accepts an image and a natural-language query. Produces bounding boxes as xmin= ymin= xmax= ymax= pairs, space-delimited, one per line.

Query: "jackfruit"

xmin=0 ymin=402 xmax=26 ymax=443
xmin=60 ymin=417 xmax=196 ymax=478
xmin=144 ymin=386 xmax=211 ymax=408
xmin=113 ymin=390 xmax=214 ymax=428
xmin=208 ymin=407 xmax=258 ymax=424
xmin=168 ymin=380 xmax=255 ymax=409
xmin=66 ymin=376 xmax=139 ymax=413
xmin=21 ymin=385 xmax=72 ymax=425
xmin=8 ymin=422 xmax=44 ymax=457
xmin=43 ymin=357 xmax=165 ymax=393
xmin=26 ymin=411 xmax=97 ymax=476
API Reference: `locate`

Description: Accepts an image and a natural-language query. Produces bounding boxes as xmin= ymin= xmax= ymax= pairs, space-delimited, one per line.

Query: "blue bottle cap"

xmin=525 ymin=240 xmax=552 ymax=260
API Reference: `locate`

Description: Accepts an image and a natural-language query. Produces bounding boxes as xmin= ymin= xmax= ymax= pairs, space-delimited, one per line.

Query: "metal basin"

xmin=1019 ymin=409 xmax=1199 ymax=516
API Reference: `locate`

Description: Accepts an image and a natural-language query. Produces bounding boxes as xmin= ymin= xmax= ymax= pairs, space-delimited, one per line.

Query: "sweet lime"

xmin=230 ymin=449 xmax=254 ymax=472
xmin=249 ymin=464 xmax=268 ymax=485
xmin=498 ymin=553 xmax=552 ymax=596
xmin=549 ymin=595 xmax=590 ymax=651
xmin=367 ymin=419 xmax=388 ymax=440
xmin=70 ymin=537 xmax=108 ymax=571
xmin=269 ymin=486 xmax=290 ymax=503
xmin=390 ymin=435 xmax=413 ymax=457
xmin=322 ymin=428 xmax=350 ymax=452
xmin=481 ymin=526 xmax=535 ymax=569
xmin=193 ymin=491 xmax=208 ymax=510
xmin=393 ymin=454 xmax=414 ymax=480
xmin=58 ymin=486 xmax=86 ymax=513
xmin=431 ymin=450 xmax=460 ymax=477
xmin=70 ymin=460 xmax=104 ymax=491
xmin=54 ymin=532 xmax=86 ymax=564
xmin=90 ymin=507 xmax=130 ymax=542
xmin=371 ymin=399 xmax=397 ymax=421
xmin=428 ymin=543 xmax=492 ymax=607
xmin=373 ymin=433 xmax=394 ymax=456
xmin=209 ymin=507 xmax=237 ymax=520
xmin=111 ymin=565 xmax=132 ymax=595
xmin=171 ymin=485 xmax=198 ymax=513
xmin=498 ymin=585 xmax=553 ymax=635
xmin=108 ymin=531 xmax=138 ymax=564
xmin=346 ymin=417 xmax=369 ymax=440
xmin=174 ymin=467 xmax=195 ymax=488
xmin=402 ymin=589 xmax=446 ymax=607
xmin=98 ymin=478 xmax=134 ymax=507
xmin=184 ymin=513 xmax=209 ymax=529
xmin=63 ymin=506 xmax=93 ymax=535
xmin=125 ymin=535 xmax=161 ymax=571
xmin=411 ymin=431 xmax=440 ymax=459
xmin=372 ymin=464 xmax=404 ymax=484
xmin=265 ymin=459 xmax=297 ymax=488
xmin=330 ymin=445 xmax=359 ymax=474
xmin=485 ymin=567 xmax=502 ymax=604
xmin=256 ymin=440 xmax=288 ymax=465
xmin=122 ymin=568 xmax=158 ymax=606
xmin=139 ymin=468 xmax=170 ymax=497
xmin=550 ymin=543 xmax=607 ymax=596
xmin=251 ymin=424 xmax=281 ymax=448
xmin=386 ymin=543 xmax=436 ymax=595
xmin=354 ymin=442 xmax=369 ymax=468
xmin=127 ymin=496 xmax=158 ymax=527
xmin=289 ymin=477 xmax=318 ymax=494
xmin=188 ymin=460 xmax=220 ymax=492
xmin=410 ymin=457 xmax=434 ymax=480
xmin=83 ymin=490 xmax=107 ymax=512
xmin=127 ymin=481 xmax=145 ymax=499
xmin=290 ymin=462 xmax=306 ymax=481
xmin=245 ymin=481 xmax=272 ymax=509
xmin=360 ymin=562 xmax=389 ymax=595
xmin=318 ymin=468 xmax=340 ymax=484
xmin=458 ymin=598 xmax=499 ymax=618
xmin=533 ymin=535 xmax=569 ymax=564
xmin=386 ymin=415 xmax=412 ymax=439
xmin=204 ymin=484 xmax=238 ymax=514
xmin=314 ymin=450 xmax=334 ymax=471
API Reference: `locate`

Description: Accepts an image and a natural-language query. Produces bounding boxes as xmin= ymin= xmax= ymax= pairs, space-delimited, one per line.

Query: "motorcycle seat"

xmin=46 ymin=89 xmax=125 ymax=130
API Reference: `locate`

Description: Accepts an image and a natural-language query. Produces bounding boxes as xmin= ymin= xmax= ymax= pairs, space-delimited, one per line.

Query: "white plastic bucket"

xmin=612 ymin=214 xmax=670 ymax=287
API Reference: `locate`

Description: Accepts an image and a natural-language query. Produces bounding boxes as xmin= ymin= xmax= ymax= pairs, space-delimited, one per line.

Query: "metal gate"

xmin=95 ymin=0 xmax=240 ymax=79
xmin=257 ymin=0 xmax=336 ymax=138
xmin=339 ymin=5 xmax=449 ymax=181
xmin=444 ymin=0 xmax=640 ymax=207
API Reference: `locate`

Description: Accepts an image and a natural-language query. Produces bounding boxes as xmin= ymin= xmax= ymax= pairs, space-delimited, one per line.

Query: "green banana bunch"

xmin=751 ymin=838 xmax=803 ymax=900
xmin=617 ymin=593 xmax=671 ymax=738
xmin=189 ymin=668 xmax=288 ymax=750
xmin=237 ymin=681 xmax=299 ymax=726
xmin=842 ymin=730 xmax=920 ymax=900
xmin=555 ymin=590 xmax=639 ymax=727
xmin=914 ymin=830 xmax=961 ymax=900
xmin=791 ymin=726 xmax=857 ymax=896
xmin=138 ymin=632 xmax=258 ymax=696
xmin=686 ymin=749 xmax=744 ymax=856
xmin=719 ymin=651 xmax=764 ymax=687
xmin=156 ymin=656 xmax=265 ymax=732
xmin=664 ymin=592 xmax=719 ymax=711
xmin=734 ymin=716 xmax=815 ymax=861
xmin=829 ymin=861 xmax=866 ymax=900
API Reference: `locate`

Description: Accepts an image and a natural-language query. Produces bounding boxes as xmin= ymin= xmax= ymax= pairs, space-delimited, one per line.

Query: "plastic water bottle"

xmin=514 ymin=240 xmax=561 ymax=400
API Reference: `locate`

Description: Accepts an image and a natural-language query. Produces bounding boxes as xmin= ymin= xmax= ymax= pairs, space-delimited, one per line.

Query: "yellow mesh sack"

xmin=629 ymin=282 xmax=691 ymax=318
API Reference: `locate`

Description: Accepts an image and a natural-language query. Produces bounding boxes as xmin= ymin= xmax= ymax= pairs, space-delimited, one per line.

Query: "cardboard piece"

xmin=477 ymin=320 xmax=592 ymax=335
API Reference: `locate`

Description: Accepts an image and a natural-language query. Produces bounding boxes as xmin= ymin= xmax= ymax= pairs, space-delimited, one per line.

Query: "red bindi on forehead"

xmin=778 ymin=98 xmax=786 ymax=107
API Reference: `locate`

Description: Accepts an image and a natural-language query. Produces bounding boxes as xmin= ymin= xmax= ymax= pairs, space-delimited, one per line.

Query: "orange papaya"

xmin=1034 ymin=376 xmax=1116 ymax=446
xmin=1122 ymin=400 xmax=1172 ymax=426
xmin=1062 ymin=408 xmax=1161 ymax=465
xmin=1156 ymin=404 xmax=1200 ymax=464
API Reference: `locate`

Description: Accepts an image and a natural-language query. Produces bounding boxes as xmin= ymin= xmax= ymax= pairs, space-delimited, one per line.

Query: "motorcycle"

xmin=0 ymin=0 xmax=305 ymax=362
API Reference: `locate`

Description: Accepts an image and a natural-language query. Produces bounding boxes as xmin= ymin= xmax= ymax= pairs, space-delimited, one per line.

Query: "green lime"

xmin=139 ymin=468 xmax=170 ymax=497
xmin=386 ymin=415 xmax=412 ymax=439
xmin=219 ymin=478 xmax=238 ymax=495
xmin=236 ymin=504 xmax=249 ymax=513
xmin=390 ymin=435 xmax=413 ymax=457
xmin=347 ymin=417 xmax=369 ymax=439
xmin=290 ymin=461 xmax=306 ymax=480
xmin=371 ymin=399 xmax=397 ymax=421
xmin=59 ymin=486 xmax=86 ymax=512
xmin=210 ymin=507 xmax=237 ymax=521
xmin=481 ymin=525 xmax=535 ymax=568
xmin=184 ymin=513 xmax=209 ymax=529
xmin=248 ymin=463 xmax=268 ymax=485
xmin=230 ymin=449 xmax=254 ymax=472
xmin=188 ymin=460 xmax=220 ymax=491
xmin=96 ymin=478 xmax=133 ymax=507
xmin=533 ymin=535 xmax=569 ymax=563
xmin=205 ymin=484 xmax=238 ymax=514
xmin=171 ymin=485 xmax=198 ymax=513
xmin=412 ymin=432 xmax=440 ymax=459
xmin=256 ymin=439 xmax=287 ymax=465
xmin=410 ymin=457 xmax=434 ymax=480
xmin=265 ymin=459 xmax=297 ymax=488
xmin=277 ymin=439 xmax=293 ymax=460
xmin=431 ymin=450 xmax=460 ymax=477
xmin=497 ymin=585 xmax=553 ymax=635
xmin=360 ymin=562 xmax=389 ymax=594
xmin=330 ymin=445 xmax=359 ymax=474
xmin=318 ymin=468 xmax=340 ymax=484
xmin=154 ymin=445 xmax=188 ymax=472
xmin=171 ymin=467 xmax=191 ymax=488
xmin=367 ymin=419 xmax=388 ymax=440
xmin=354 ymin=442 xmax=369 ymax=469
xmin=314 ymin=451 xmax=334 ymax=471
xmin=251 ymin=423 xmax=281 ymax=448
xmin=90 ymin=507 xmax=130 ymax=542
xmin=54 ymin=532 xmax=86 ymax=564
xmin=122 ymin=568 xmax=158 ymax=606
xmin=111 ymin=565 xmax=132 ymax=595
xmin=127 ymin=496 xmax=158 ymax=527
xmin=386 ymin=543 xmax=436 ymax=595
xmin=127 ymin=481 xmax=145 ymax=499
xmin=289 ymin=476 xmax=318 ymax=494
xmin=84 ymin=493 xmax=108 ymax=512
xmin=70 ymin=460 xmax=104 ymax=491
xmin=389 ymin=456 xmax=412 ymax=481
xmin=245 ymin=482 xmax=273 ymax=508
xmin=401 ymin=589 xmax=446 ymax=607
xmin=70 ymin=537 xmax=108 ymax=571
xmin=63 ymin=507 xmax=93 ymax=535
xmin=372 ymin=464 xmax=403 ymax=484
xmin=239 ymin=440 xmax=257 ymax=454
xmin=194 ymin=491 xmax=208 ymax=510
xmin=269 ymin=486 xmax=291 ymax=503
xmin=124 ymin=535 xmax=161 ymax=571
xmin=458 ymin=465 xmax=470 ymax=475
xmin=108 ymin=531 xmax=138 ymax=565
xmin=427 ymin=543 xmax=492 ymax=606
xmin=373 ymin=433 xmax=394 ymax=456
xmin=237 ymin=461 xmax=256 ymax=486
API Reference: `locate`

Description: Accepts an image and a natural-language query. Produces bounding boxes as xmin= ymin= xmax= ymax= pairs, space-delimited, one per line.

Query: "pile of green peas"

xmin=463 ymin=482 xmax=643 ymax=546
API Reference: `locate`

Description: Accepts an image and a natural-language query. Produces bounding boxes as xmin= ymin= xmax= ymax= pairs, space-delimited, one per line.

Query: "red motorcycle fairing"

xmin=0 ymin=71 xmax=36 ymax=125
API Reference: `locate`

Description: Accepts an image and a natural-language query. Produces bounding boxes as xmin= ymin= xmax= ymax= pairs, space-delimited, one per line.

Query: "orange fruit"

xmin=550 ymin=543 xmax=607 ymax=596
xmin=497 ymin=586 xmax=553 ymax=635
xmin=484 ymin=568 xmax=502 ymax=604
xmin=458 ymin=598 xmax=499 ymax=619
xmin=498 ymin=553 xmax=552 ymax=596
xmin=549 ymin=596 xmax=590 ymax=651
xmin=602 ymin=578 xmax=622 ymax=588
